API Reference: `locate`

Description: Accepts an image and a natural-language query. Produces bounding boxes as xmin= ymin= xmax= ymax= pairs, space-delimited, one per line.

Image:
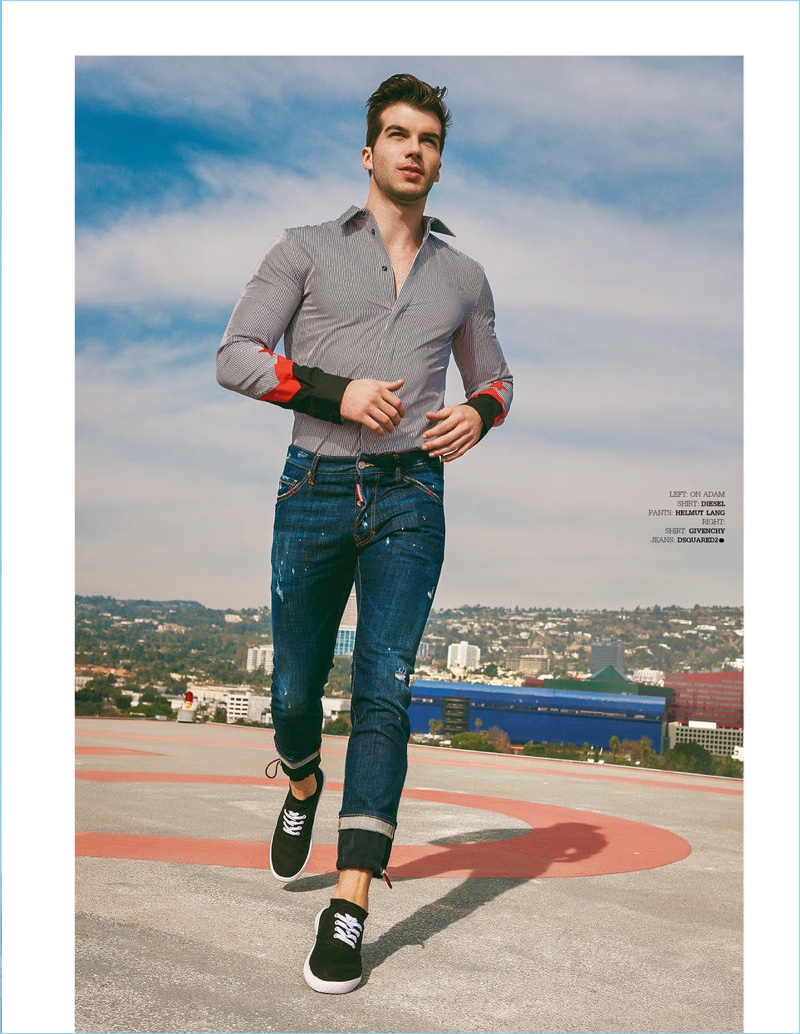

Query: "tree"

xmin=323 ymin=713 xmax=352 ymax=736
xmin=449 ymin=731 xmax=497 ymax=752
xmin=609 ymin=735 xmax=621 ymax=761
xmin=429 ymin=719 xmax=443 ymax=736
xmin=662 ymin=740 xmax=714 ymax=774
xmin=712 ymin=755 xmax=744 ymax=778
xmin=485 ymin=726 xmax=512 ymax=753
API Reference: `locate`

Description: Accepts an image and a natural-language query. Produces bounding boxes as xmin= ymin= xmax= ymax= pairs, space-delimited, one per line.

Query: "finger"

xmin=364 ymin=414 xmax=387 ymax=435
xmin=442 ymin=443 xmax=470 ymax=462
xmin=374 ymin=399 xmax=403 ymax=428
xmin=371 ymin=411 xmax=395 ymax=433
xmin=382 ymin=392 xmax=406 ymax=419
xmin=426 ymin=431 xmax=468 ymax=456
xmin=422 ymin=417 xmax=457 ymax=440
xmin=434 ymin=423 xmax=479 ymax=454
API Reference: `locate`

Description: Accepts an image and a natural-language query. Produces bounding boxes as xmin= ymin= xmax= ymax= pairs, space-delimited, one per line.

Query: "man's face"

xmin=362 ymin=102 xmax=443 ymax=205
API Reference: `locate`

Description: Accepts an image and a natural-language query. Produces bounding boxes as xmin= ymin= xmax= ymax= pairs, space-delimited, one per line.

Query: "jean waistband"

xmin=286 ymin=443 xmax=441 ymax=474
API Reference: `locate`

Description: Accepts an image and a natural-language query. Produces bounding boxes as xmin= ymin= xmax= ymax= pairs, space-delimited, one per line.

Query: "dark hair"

xmin=365 ymin=73 xmax=452 ymax=153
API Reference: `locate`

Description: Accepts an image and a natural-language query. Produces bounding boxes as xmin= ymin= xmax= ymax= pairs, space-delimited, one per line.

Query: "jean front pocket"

xmin=276 ymin=461 xmax=311 ymax=504
xmin=401 ymin=464 xmax=444 ymax=504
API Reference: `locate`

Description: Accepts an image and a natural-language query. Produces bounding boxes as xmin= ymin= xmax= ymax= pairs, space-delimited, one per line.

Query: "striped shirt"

xmin=217 ymin=205 xmax=513 ymax=457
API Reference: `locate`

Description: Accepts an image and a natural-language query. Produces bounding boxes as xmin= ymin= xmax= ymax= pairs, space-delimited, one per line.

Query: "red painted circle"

xmin=76 ymin=774 xmax=691 ymax=878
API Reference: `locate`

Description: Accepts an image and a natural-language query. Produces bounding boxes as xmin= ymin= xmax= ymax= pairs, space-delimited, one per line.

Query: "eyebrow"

xmin=384 ymin=123 xmax=441 ymax=146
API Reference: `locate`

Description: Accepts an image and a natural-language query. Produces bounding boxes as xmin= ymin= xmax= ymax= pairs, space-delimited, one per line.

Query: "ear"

xmin=434 ymin=159 xmax=442 ymax=184
xmin=361 ymin=147 xmax=373 ymax=173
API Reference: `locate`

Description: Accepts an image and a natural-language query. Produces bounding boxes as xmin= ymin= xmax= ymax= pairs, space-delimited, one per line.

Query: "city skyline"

xmin=74 ymin=53 xmax=744 ymax=610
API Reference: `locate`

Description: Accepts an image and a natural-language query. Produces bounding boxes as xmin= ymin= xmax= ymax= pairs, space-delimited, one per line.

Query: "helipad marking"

xmin=76 ymin=747 xmax=164 ymax=756
xmin=76 ymin=776 xmax=691 ymax=878
xmin=75 ymin=727 xmax=740 ymax=796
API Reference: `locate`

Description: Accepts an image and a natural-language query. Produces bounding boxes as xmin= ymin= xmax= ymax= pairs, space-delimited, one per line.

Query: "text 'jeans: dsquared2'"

xmin=269 ymin=444 xmax=445 ymax=875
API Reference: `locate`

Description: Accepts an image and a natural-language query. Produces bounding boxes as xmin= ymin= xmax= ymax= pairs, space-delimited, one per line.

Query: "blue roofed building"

xmin=408 ymin=679 xmax=667 ymax=752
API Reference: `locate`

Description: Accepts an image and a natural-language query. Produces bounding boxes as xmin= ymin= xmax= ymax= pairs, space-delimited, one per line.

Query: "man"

xmin=217 ymin=73 xmax=512 ymax=994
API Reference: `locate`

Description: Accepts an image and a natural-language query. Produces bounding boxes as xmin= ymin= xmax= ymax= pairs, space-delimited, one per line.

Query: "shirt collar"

xmin=338 ymin=205 xmax=455 ymax=238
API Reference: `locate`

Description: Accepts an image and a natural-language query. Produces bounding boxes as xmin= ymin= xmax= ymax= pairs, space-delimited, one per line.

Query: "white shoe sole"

xmin=303 ymin=908 xmax=362 ymax=994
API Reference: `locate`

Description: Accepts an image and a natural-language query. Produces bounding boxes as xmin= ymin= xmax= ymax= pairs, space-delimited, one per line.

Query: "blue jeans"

xmin=270 ymin=444 xmax=445 ymax=874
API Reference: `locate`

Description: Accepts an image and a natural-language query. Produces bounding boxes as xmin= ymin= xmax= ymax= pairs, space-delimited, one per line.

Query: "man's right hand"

xmin=340 ymin=379 xmax=406 ymax=434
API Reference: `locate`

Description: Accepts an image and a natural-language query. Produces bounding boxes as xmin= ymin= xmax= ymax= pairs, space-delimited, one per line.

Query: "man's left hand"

xmin=422 ymin=405 xmax=483 ymax=462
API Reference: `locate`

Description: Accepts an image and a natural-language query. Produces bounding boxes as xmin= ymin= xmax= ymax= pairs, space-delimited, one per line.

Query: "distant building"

xmin=225 ymin=692 xmax=252 ymax=723
xmin=224 ymin=690 xmax=273 ymax=724
xmin=505 ymin=646 xmax=549 ymax=676
xmin=224 ymin=614 xmax=243 ymax=623
xmin=246 ymin=644 xmax=274 ymax=673
xmin=188 ymin=684 xmax=246 ymax=709
xmin=666 ymin=721 xmax=743 ymax=758
xmin=590 ymin=640 xmax=625 ymax=674
xmin=334 ymin=588 xmax=358 ymax=656
xmin=247 ymin=694 xmax=272 ymax=724
xmin=663 ymin=671 xmax=743 ymax=728
xmin=632 ymin=668 xmax=665 ymax=686
xmin=322 ymin=697 xmax=351 ymax=723
xmin=409 ymin=679 xmax=666 ymax=751
xmin=528 ymin=666 xmax=642 ymax=697
xmin=447 ymin=641 xmax=481 ymax=671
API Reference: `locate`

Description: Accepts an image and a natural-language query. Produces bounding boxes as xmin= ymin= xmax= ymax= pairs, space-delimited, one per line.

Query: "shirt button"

xmin=381 ymin=265 xmax=388 ymax=271
xmin=370 ymin=228 xmax=375 ymax=235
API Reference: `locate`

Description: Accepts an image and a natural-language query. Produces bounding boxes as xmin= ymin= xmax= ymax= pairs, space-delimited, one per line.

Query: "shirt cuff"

xmin=465 ymin=395 xmax=503 ymax=439
xmin=287 ymin=365 xmax=352 ymax=424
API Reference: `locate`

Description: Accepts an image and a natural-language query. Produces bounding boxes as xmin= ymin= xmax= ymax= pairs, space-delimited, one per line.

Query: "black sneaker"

xmin=269 ymin=769 xmax=324 ymax=884
xmin=303 ymin=898 xmax=367 ymax=994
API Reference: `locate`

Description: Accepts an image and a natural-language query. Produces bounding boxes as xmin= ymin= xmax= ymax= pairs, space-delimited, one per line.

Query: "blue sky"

xmin=75 ymin=55 xmax=744 ymax=609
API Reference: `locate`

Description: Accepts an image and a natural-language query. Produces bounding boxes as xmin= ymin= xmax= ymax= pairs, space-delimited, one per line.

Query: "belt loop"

xmin=309 ymin=452 xmax=321 ymax=486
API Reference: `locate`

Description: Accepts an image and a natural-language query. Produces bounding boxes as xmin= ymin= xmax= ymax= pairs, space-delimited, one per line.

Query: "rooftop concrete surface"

xmin=75 ymin=717 xmax=742 ymax=1033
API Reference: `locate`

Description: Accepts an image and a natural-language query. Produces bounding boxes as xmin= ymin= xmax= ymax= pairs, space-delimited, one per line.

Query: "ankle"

xmin=334 ymin=868 xmax=372 ymax=912
xmin=290 ymin=771 xmax=319 ymax=801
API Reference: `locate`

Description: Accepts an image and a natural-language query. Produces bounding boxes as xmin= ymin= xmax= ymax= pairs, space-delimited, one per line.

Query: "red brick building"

xmin=663 ymin=671 xmax=743 ymax=728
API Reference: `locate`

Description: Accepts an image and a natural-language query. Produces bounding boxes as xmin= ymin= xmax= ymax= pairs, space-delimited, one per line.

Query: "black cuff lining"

xmin=337 ymin=828 xmax=393 ymax=877
xmin=465 ymin=394 xmax=503 ymax=439
xmin=274 ymin=365 xmax=351 ymax=424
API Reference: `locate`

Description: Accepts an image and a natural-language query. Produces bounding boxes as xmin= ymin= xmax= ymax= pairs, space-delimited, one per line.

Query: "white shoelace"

xmin=333 ymin=912 xmax=362 ymax=949
xmin=281 ymin=809 xmax=306 ymax=836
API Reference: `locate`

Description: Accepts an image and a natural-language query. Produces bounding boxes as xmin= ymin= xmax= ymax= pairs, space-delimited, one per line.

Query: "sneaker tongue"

xmin=329 ymin=897 xmax=368 ymax=923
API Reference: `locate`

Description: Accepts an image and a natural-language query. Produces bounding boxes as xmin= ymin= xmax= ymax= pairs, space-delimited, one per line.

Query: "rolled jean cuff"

xmin=337 ymin=817 xmax=395 ymax=876
xmin=277 ymin=750 xmax=320 ymax=782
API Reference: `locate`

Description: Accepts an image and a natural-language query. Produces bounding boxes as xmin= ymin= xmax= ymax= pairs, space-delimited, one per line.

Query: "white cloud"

xmin=76 ymin=330 xmax=741 ymax=609
xmin=76 ymin=154 xmax=741 ymax=335
xmin=76 ymin=55 xmax=741 ymax=174
xmin=75 ymin=168 xmax=364 ymax=309
xmin=73 ymin=55 xmax=742 ymax=610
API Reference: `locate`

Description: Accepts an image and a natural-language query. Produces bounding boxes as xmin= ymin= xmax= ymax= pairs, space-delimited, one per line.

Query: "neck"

xmin=364 ymin=187 xmax=427 ymax=248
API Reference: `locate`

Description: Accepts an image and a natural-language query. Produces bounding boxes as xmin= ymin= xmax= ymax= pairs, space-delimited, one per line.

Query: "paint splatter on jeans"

xmin=269 ymin=445 xmax=445 ymax=869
